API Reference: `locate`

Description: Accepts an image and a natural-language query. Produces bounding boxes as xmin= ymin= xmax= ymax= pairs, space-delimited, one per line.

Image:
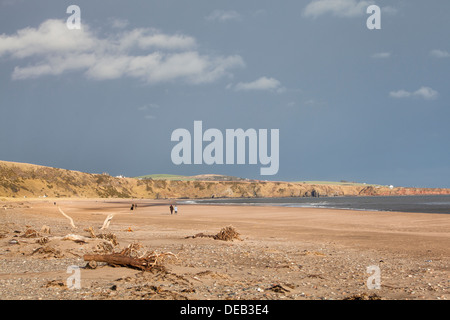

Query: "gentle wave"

xmin=179 ymin=195 xmax=450 ymax=214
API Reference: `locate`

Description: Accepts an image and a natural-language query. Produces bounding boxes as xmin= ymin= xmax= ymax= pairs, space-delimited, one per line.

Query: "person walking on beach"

xmin=174 ymin=205 xmax=178 ymax=214
xmin=169 ymin=205 xmax=174 ymax=215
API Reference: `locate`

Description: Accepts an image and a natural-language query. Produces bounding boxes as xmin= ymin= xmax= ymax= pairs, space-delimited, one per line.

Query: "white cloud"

xmin=413 ymin=87 xmax=439 ymax=100
xmin=371 ymin=52 xmax=391 ymax=59
xmin=0 ymin=19 xmax=97 ymax=59
xmin=233 ymin=77 xmax=285 ymax=93
xmin=116 ymin=28 xmax=197 ymax=51
xmin=430 ymin=49 xmax=450 ymax=58
xmin=205 ymin=10 xmax=242 ymax=22
xmin=108 ymin=18 xmax=129 ymax=29
xmin=303 ymin=0 xmax=374 ymax=18
xmin=138 ymin=104 xmax=159 ymax=111
xmin=389 ymin=87 xmax=438 ymax=100
xmin=148 ymin=103 xmax=160 ymax=109
xmin=304 ymin=99 xmax=320 ymax=106
xmin=389 ymin=90 xmax=412 ymax=99
xmin=138 ymin=103 xmax=160 ymax=120
xmin=0 ymin=19 xmax=245 ymax=84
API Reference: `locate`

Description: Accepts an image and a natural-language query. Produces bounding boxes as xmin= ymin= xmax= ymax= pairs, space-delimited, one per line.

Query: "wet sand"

xmin=0 ymin=198 xmax=449 ymax=300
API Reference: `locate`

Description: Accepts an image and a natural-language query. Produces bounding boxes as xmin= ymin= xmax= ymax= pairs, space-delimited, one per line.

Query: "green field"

xmin=135 ymin=174 xmax=252 ymax=182
xmin=135 ymin=174 xmax=383 ymax=186
xmin=135 ymin=174 xmax=194 ymax=181
xmin=294 ymin=181 xmax=383 ymax=187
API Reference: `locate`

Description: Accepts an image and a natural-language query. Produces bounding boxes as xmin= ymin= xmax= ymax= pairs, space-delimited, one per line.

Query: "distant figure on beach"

xmin=130 ymin=204 xmax=134 ymax=211
xmin=174 ymin=205 xmax=178 ymax=214
xmin=169 ymin=205 xmax=174 ymax=215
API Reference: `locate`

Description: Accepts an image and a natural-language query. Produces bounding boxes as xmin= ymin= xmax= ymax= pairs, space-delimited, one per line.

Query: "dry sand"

xmin=0 ymin=198 xmax=449 ymax=300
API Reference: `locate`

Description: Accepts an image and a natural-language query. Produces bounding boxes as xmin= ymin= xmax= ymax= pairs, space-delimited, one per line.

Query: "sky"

xmin=0 ymin=0 xmax=449 ymax=188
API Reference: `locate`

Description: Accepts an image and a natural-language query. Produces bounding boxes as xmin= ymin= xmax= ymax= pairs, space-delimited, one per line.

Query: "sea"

xmin=179 ymin=195 xmax=450 ymax=214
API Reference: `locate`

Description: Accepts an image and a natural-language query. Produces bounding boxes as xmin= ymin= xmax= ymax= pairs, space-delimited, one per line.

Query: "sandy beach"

xmin=0 ymin=198 xmax=449 ymax=300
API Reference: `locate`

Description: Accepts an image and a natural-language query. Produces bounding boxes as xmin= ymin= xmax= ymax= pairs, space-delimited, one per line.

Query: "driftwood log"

xmin=83 ymin=253 xmax=153 ymax=271
xmin=83 ymin=250 xmax=176 ymax=271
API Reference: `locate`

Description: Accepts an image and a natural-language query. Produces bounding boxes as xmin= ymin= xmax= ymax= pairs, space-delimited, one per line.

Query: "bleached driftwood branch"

xmin=100 ymin=214 xmax=115 ymax=230
xmin=58 ymin=207 xmax=76 ymax=229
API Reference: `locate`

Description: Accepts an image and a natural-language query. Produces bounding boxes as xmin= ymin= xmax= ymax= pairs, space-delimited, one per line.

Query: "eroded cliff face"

xmin=1 ymin=160 xmax=449 ymax=199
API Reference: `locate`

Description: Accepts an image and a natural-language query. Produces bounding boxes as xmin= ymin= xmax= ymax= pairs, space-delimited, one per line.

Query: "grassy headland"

xmin=1 ymin=160 xmax=449 ymax=200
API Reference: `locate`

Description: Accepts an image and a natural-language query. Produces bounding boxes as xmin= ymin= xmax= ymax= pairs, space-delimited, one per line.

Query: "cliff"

xmin=1 ymin=160 xmax=449 ymax=199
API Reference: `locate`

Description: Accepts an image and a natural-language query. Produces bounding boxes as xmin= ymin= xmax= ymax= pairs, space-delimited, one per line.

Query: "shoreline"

xmin=3 ymin=194 xmax=450 ymax=215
